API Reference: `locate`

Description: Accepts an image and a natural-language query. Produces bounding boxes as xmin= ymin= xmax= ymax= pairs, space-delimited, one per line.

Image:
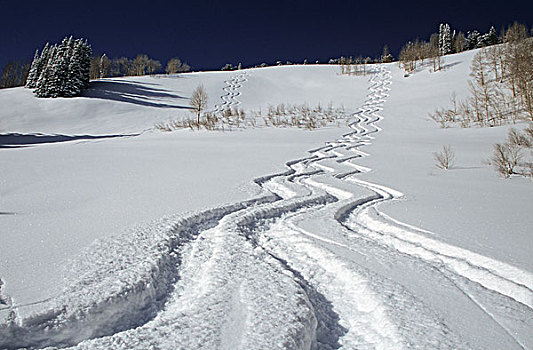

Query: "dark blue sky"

xmin=0 ymin=0 xmax=531 ymax=71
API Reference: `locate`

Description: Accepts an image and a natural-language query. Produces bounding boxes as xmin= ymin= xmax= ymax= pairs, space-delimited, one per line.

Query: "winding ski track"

xmin=213 ymin=70 xmax=248 ymax=113
xmin=2 ymin=66 xmax=532 ymax=350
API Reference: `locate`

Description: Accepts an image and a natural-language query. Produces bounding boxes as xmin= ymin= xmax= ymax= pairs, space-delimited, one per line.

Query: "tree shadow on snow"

xmin=82 ymin=80 xmax=190 ymax=110
xmin=409 ymin=60 xmax=462 ymax=75
xmin=440 ymin=61 xmax=462 ymax=71
xmin=0 ymin=133 xmax=137 ymax=149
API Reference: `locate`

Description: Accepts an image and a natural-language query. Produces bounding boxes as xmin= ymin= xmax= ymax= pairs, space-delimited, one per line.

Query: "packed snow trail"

xmin=1 ymin=66 xmax=532 ymax=349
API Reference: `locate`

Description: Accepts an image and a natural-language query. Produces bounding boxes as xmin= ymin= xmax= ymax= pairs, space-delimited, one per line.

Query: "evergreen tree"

xmin=487 ymin=26 xmax=499 ymax=45
xmin=31 ymin=37 xmax=91 ymax=98
xmin=477 ymin=26 xmax=499 ymax=47
xmin=466 ymin=30 xmax=481 ymax=50
xmin=46 ymin=37 xmax=70 ymax=97
xmin=26 ymin=50 xmax=41 ymax=88
xmin=35 ymin=45 xmax=57 ymax=97
xmin=80 ymin=40 xmax=92 ymax=88
xmin=439 ymin=23 xmax=453 ymax=55
xmin=65 ymin=39 xmax=84 ymax=96
xmin=26 ymin=43 xmax=51 ymax=89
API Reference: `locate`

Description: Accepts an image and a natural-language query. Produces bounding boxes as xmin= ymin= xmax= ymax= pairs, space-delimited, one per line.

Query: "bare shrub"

xmin=434 ymin=145 xmax=456 ymax=169
xmin=525 ymin=125 xmax=533 ymax=140
xmin=429 ymin=106 xmax=459 ymax=128
xmin=255 ymin=103 xmax=346 ymax=129
xmin=491 ymin=142 xmax=522 ymax=177
xmin=508 ymin=127 xmax=532 ymax=148
xmin=156 ymin=102 xmax=347 ymax=132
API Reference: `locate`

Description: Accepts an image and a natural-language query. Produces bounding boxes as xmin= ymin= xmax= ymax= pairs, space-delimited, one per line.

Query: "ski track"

xmin=213 ymin=70 xmax=248 ymax=113
xmin=1 ymin=66 xmax=532 ymax=349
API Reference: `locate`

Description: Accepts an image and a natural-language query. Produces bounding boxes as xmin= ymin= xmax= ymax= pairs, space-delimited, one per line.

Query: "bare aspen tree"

xmin=339 ymin=57 xmax=345 ymax=75
xmin=453 ymin=31 xmax=466 ymax=53
xmin=428 ymin=42 xmax=441 ymax=72
xmin=356 ymin=56 xmax=363 ymax=75
xmin=147 ymin=59 xmax=161 ymax=75
xmin=0 ymin=61 xmax=30 ymax=88
xmin=364 ymin=57 xmax=371 ymax=75
xmin=505 ymin=22 xmax=528 ymax=44
xmin=470 ymin=50 xmax=495 ymax=125
xmin=90 ymin=56 xmax=100 ymax=80
xmin=166 ymin=58 xmax=190 ymax=74
xmin=166 ymin=59 xmax=179 ymax=74
xmin=112 ymin=57 xmax=130 ymax=77
xmin=511 ymin=39 xmax=533 ymax=120
xmin=132 ymin=54 xmax=150 ymax=76
xmin=381 ymin=45 xmax=393 ymax=63
xmin=190 ymin=84 xmax=208 ymax=125
xmin=434 ymin=145 xmax=456 ymax=170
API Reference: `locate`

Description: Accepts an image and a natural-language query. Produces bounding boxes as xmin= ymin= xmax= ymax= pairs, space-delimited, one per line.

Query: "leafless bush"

xmin=155 ymin=112 xmax=222 ymax=131
xmin=429 ymin=108 xmax=457 ymax=128
xmin=255 ymin=102 xmax=345 ymax=129
xmin=489 ymin=127 xmax=533 ymax=177
xmin=434 ymin=145 xmax=456 ymax=169
xmin=491 ymin=142 xmax=522 ymax=177
xmin=156 ymin=102 xmax=347 ymax=132
xmin=508 ymin=127 xmax=532 ymax=148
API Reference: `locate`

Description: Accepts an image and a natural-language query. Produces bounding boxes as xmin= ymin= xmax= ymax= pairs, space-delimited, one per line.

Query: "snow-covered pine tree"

xmin=79 ymin=39 xmax=92 ymax=89
xmin=32 ymin=37 xmax=91 ymax=98
xmin=27 ymin=43 xmax=51 ymax=89
xmin=63 ymin=36 xmax=83 ymax=97
xmin=439 ymin=24 xmax=445 ymax=53
xmin=466 ymin=30 xmax=481 ymax=50
xmin=34 ymin=44 xmax=57 ymax=97
xmin=439 ymin=23 xmax=453 ymax=55
xmin=478 ymin=26 xmax=499 ymax=47
xmin=488 ymin=26 xmax=498 ymax=45
xmin=65 ymin=39 xmax=85 ymax=96
xmin=45 ymin=37 xmax=71 ymax=97
xmin=26 ymin=50 xmax=40 ymax=88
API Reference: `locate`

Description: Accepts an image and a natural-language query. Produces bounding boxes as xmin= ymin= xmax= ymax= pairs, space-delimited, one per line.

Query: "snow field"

xmin=0 ymin=52 xmax=532 ymax=349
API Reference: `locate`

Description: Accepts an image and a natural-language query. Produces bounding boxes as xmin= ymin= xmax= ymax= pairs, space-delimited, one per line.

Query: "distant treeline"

xmin=91 ymin=55 xmax=190 ymax=80
xmin=1 ymin=21 xmax=531 ymax=90
xmin=398 ymin=23 xmax=507 ymax=74
xmin=0 ymin=61 xmax=31 ymax=89
xmin=220 ymin=22 xmax=531 ymax=73
xmin=0 ymin=48 xmax=191 ymax=91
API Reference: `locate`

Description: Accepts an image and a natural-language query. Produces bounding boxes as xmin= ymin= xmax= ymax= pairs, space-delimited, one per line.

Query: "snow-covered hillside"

xmin=0 ymin=52 xmax=531 ymax=349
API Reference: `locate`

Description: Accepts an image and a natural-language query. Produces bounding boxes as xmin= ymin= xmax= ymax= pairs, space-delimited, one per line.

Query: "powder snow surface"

xmin=0 ymin=56 xmax=531 ymax=349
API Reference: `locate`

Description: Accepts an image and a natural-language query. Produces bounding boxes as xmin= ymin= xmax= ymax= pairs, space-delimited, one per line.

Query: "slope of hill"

xmin=0 ymin=52 xmax=531 ymax=349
